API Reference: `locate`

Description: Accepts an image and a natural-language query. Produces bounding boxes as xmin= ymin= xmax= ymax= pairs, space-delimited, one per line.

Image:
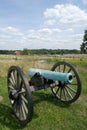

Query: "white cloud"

xmin=38 ymin=28 xmax=52 ymax=34
xmin=0 ymin=29 xmax=82 ymax=50
xmin=17 ymin=28 xmax=82 ymax=50
xmin=44 ymin=19 xmax=56 ymax=26
xmin=64 ymin=28 xmax=74 ymax=32
xmin=0 ymin=4 xmax=87 ymax=49
xmin=27 ymin=28 xmax=61 ymax=40
xmin=0 ymin=25 xmax=83 ymax=50
xmin=0 ymin=26 xmax=23 ymax=35
xmin=44 ymin=4 xmax=87 ymax=27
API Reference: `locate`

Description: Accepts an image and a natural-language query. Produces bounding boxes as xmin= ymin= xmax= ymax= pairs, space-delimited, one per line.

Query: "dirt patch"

xmin=0 ymin=96 xmax=3 ymax=102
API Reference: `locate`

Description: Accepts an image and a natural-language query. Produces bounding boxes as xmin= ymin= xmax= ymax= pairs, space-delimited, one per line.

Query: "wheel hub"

xmin=9 ymin=90 xmax=19 ymax=100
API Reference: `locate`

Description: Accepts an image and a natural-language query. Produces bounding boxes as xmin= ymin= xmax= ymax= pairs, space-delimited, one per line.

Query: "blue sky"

xmin=0 ymin=0 xmax=87 ymax=50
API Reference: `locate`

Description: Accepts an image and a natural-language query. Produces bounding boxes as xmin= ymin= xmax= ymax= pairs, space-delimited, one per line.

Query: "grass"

xmin=0 ymin=54 xmax=87 ymax=130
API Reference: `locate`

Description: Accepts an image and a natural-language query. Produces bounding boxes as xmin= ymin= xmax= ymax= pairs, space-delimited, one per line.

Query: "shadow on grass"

xmin=32 ymin=91 xmax=70 ymax=108
xmin=0 ymin=103 xmax=25 ymax=130
xmin=0 ymin=91 xmax=70 ymax=129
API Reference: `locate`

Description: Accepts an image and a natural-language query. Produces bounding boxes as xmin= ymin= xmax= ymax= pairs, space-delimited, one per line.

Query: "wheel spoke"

xmin=70 ymin=83 xmax=77 ymax=85
xmin=59 ymin=65 xmax=60 ymax=72
xmin=66 ymin=85 xmax=77 ymax=94
xmin=11 ymin=71 xmax=16 ymax=85
xmin=16 ymin=102 xmax=22 ymax=118
xmin=9 ymin=77 xmax=15 ymax=86
xmin=21 ymin=95 xmax=28 ymax=104
xmin=55 ymin=87 xmax=60 ymax=95
xmin=63 ymin=64 xmax=66 ymax=72
xmin=17 ymin=72 xmax=20 ymax=89
xmin=62 ymin=88 xmax=67 ymax=101
xmin=67 ymin=68 xmax=72 ymax=73
xmin=14 ymin=70 xmax=17 ymax=85
xmin=8 ymin=84 xmax=15 ymax=90
xmin=64 ymin=87 xmax=73 ymax=99
xmin=22 ymin=100 xmax=28 ymax=114
xmin=21 ymin=103 xmax=26 ymax=120
xmin=59 ymin=88 xmax=62 ymax=99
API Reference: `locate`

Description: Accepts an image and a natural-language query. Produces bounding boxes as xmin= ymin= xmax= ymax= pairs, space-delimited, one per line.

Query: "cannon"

xmin=7 ymin=62 xmax=82 ymax=125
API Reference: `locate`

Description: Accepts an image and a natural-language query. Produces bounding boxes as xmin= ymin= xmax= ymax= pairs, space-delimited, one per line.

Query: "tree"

xmin=80 ymin=30 xmax=87 ymax=53
xmin=21 ymin=48 xmax=29 ymax=55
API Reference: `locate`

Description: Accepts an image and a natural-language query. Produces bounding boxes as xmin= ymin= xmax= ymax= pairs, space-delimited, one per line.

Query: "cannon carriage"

xmin=7 ymin=62 xmax=82 ymax=125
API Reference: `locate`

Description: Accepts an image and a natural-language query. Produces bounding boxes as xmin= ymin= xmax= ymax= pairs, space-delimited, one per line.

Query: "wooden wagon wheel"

xmin=51 ymin=62 xmax=82 ymax=104
xmin=7 ymin=66 xmax=33 ymax=125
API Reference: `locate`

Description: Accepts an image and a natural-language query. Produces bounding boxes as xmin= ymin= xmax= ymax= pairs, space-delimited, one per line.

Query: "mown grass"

xmin=0 ymin=54 xmax=87 ymax=130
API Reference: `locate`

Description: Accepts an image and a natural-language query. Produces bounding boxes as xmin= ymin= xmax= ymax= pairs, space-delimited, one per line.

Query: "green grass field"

xmin=0 ymin=54 xmax=87 ymax=130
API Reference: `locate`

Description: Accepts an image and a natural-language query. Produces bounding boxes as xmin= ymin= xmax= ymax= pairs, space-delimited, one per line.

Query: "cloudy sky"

xmin=0 ymin=0 xmax=87 ymax=50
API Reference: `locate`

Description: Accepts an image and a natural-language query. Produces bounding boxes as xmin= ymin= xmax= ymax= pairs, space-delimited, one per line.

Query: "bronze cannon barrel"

xmin=28 ymin=68 xmax=73 ymax=83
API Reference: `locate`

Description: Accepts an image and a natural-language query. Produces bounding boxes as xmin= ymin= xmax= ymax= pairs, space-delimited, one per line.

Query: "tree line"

xmin=0 ymin=50 xmax=15 ymax=55
xmin=0 ymin=49 xmax=80 ymax=55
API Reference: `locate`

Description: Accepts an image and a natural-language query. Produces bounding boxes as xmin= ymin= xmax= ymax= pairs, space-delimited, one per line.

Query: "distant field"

xmin=0 ymin=54 xmax=87 ymax=130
